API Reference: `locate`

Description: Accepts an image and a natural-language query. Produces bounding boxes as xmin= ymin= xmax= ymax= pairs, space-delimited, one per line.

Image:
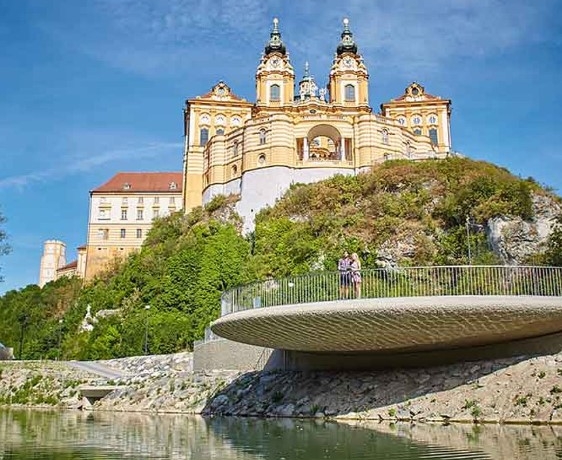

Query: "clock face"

xmin=270 ymin=57 xmax=281 ymax=68
xmin=343 ymin=57 xmax=354 ymax=68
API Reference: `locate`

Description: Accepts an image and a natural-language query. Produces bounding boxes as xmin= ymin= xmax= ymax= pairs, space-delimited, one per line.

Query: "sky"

xmin=0 ymin=0 xmax=561 ymax=294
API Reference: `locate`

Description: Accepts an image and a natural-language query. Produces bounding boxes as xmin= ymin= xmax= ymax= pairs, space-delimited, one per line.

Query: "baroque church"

xmin=182 ymin=19 xmax=453 ymax=230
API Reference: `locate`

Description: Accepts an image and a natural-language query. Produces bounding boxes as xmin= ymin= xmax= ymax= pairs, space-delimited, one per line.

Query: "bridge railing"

xmin=221 ymin=265 xmax=562 ymax=316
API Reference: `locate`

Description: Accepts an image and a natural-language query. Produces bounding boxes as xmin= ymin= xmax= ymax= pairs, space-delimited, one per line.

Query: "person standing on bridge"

xmin=350 ymin=252 xmax=362 ymax=299
xmin=338 ymin=251 xmax=352 ymax=299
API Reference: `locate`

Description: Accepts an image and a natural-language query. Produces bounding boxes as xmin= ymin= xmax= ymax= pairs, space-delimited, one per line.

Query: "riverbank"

xmin=2 ymin=350 xmax=562 ymax=424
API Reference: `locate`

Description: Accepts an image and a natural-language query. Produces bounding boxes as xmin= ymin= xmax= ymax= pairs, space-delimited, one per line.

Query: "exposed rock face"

xmin=487 ymin=194 xmax=561 ymax=264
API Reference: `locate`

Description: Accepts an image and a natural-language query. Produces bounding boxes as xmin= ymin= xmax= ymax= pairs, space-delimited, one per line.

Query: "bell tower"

xmin=256 ymin=18 xmax=295 ymax=107
xmin=328 ymin=18 xmax=369 ymax=108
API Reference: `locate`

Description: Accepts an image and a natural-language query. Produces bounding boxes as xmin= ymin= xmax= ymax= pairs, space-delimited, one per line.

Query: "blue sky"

xmin=0 ymin=0 xmax=561 ymax=294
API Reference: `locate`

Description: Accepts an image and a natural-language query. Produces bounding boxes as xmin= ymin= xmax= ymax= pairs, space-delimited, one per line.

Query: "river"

xmin=0 ymin=409 xmax=561 ymax=459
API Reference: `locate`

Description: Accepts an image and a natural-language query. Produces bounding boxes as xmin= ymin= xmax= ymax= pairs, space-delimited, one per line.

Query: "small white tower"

xmin=38 ymin=240 xmax=66 ymax=287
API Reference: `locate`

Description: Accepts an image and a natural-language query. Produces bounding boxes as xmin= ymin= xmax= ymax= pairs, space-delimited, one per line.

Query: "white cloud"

xmin=37 ymin=0 xmax=558 ymax=78
xmin=0 ymin=141 xmax=182 ymax=190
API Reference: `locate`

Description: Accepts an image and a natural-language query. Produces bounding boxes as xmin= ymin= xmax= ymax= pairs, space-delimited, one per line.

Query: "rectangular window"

xmin=200 ymin=128 xmax=209 ymax=146
xmin=121 ymin=210 xmax=127 ymax=220
xmin=136 ymin=229 xmax=142 ymax=238
xmin=138 ymin=197 xmax=144 ymax=204
xmin=169 ymin=197 xmax=175 ymax=204
xmin=153 ymin=209 xmax=160 ymax=219
xmin=429 ymin=128 xmax=438 ymax=145
xmin=120 ymin=229 xmax=126 ymax=238
xmin=137 ymin=209 xmax=143 ymax=220
xmin=344 ymin=84 xmax=355 ymax=102
xmin=122 ymin=197 xmax=128 ymax=204
xmin=270 ymin=84 xmax=280 ymax=101
xmin=154 ymin=197 xmax=159 ymax=204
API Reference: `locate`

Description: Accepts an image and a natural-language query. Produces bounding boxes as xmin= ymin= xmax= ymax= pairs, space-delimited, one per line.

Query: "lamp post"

xmin=58 ymin=319 xmax=63 ymax=361
xmin=465 ymin=216 xmax=472 ymax=265
xmin=144 ymin=305 xmax=151 ymax=355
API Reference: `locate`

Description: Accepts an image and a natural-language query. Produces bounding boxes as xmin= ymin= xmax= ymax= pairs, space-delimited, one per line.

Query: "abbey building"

xmin=182 ymin=18 xmax=453 ymax=230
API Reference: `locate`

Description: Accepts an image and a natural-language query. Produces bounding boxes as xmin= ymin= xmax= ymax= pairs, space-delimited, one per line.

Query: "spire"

xmin=265 ymin=17 xmax=286 ymax=56
xmin=337 ymin=18 xmax=358 ymax=55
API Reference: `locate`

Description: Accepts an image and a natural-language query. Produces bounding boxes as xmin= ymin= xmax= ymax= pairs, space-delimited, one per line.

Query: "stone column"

xmin=303 ymin=137 xmax=309 ymax=161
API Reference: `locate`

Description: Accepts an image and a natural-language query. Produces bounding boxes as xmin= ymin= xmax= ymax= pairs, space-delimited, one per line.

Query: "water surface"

xmin=0 ymin=410 xmax=561 ymax=459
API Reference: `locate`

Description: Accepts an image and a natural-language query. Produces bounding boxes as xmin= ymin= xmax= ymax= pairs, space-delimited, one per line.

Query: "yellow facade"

xmin=182 ymin=19 xmax=453 ymax=216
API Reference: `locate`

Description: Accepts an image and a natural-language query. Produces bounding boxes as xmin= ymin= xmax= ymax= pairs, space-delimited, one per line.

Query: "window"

xmin=429 ymin=115 xmax=437 ymax=124
xmin=344 ymin=84 xmax=355 ymax=101
xmin=382 ymin=129 xmax=389 ymax=145
xmin=138 ymin=197 xmax=144 ymax=204
xmin=169 ymin=197 xmax=175 ymax=204
xmin=121 ymin=210 xmax=127 ymax=220
xmin=429 ymin=128 xmax=438 ymax=145
xmin=154 ymin=197 xmax=159 ymax=204
xmin=233 ymin=141 xmax=239 ymax=156
xmin=137 ymin=209 xmax=143 ymax=220
xmin=270 ymin=84 xmax=280 ymax=101
xmin=412 ymin=116 xmax=422 ymax=125
xmin=414 ymin=128 xmax=422 ymax=135
xmin=122 ymin=197 xmax=128 ymax=204
xmin=200 ymin=127 xmax=209 ymax=146
xmin=169 ymin=182 xmax=177 ymax=190
xmin=153 ymin=209 xmax=160 ymax=219
xmin=120 ymin=229 xmax=126 ymax=239
xmin=136 ymin=229 xmax=142 ymax=238
xmin=98 ymin=209 xmax=107 ymax=219
xmin=123 ymin=183 xmax=131 ymax=190
xmin=231 ymin=165 xmax=238 ymax=177
xmin=259 ymin=129 xmax=267 ymax=145
xmin=216 ymin=128 xmax=225 ymax=136
xmin=258 ymin=154 xmax=266 ymax=165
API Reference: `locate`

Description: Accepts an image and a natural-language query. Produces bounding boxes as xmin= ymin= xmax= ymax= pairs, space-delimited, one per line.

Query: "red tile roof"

xmin=57 ymin=260 xmax=77 ymax=271
xmin=91 ymin=172 xmax=183 ymax=193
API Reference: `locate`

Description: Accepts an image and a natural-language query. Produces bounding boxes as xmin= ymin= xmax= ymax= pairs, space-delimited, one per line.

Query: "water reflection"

xmin=0 ymin=410 xmax=560 ymax=459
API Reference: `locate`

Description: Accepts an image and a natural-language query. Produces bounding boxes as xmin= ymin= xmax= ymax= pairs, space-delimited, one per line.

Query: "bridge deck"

xmin=211 ymin=296 xmax=562 ymax=353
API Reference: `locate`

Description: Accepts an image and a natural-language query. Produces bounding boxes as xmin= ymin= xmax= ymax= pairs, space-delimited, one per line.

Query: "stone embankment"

xmin=3 ymin=350 xmax=562 ymax=424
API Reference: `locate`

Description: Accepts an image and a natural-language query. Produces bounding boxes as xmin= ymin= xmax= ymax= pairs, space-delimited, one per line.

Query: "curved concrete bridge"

xmin=211 ymin=266 xmax=562 ymax=356
xmin=212 ymin=296 xmax=562 ymax=353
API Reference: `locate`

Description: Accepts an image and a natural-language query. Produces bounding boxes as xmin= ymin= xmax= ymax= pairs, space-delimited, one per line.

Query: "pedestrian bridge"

xmin=210 ymin=266 xmax=562 ymax=353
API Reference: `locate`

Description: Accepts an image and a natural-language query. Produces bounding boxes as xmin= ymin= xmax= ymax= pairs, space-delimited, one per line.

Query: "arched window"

xmin=259 ymin=129 xmax=267 ymax=145
xmin=382 ymin=129 xmax=389 ymax=145
xmin=344 ymin=84 xmax=355 ymax=102
xmin=200 ymin=128 xmax=209 ymax=146
xmin=429 ymin=128 xmax=438 ymax=145
xmin=231 ymin=165 xmax=238 ymax=178
xmin=258 ymin=154 xmax=266 ymax=165
xmin=216 ymin=128 xmax=224 ymax=136
xmin=414 ymin=128 xmax=422 ymax=135
xmin=233 ymin=141 xmax=239 ymax=156
xmin=270 ymin=84 xmax=280 ymax=101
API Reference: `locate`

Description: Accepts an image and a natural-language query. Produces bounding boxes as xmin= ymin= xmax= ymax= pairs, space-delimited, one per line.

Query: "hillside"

xmin=1 ymin=157 xmax=561 ymax=360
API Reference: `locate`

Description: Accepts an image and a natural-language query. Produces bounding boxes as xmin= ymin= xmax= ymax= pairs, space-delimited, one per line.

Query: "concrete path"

xmin=66 ymin=361 xmax=129 ymax=380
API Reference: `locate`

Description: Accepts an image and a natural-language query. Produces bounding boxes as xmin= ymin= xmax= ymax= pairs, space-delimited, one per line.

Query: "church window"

xmin=429 ymin=128 xmax=438 ymax=145
xmin=344 ymin=84 xmax=355 ymax=102
xmin=231 ymin=165 xmax=238 ymax=177
xmin=412 ymin=116 xmax=422 ymax=125
xmin=429 ymin=115 xmax=437 ymax=124
xmin=382 ymin=129 xmax=389 ymax=145
xmin=414 ymin=128 xmax=422 ymax=135
xmin=259 ymin=129 xmax=267 ymax=145
xmin=233 ymin=141 xmax=239 ymax=156
xmin=270 ymin=84 xmax=280 ymax=101
xmin=216 ymin=128 xmax=225 ymax=136
xmin=258 ymin=154 xmax=266 ymax=165
xmin=200 ymin=128 xmax=209 ymax=146
xmin=120 ymin=229 xmax=126 ymax=239
xmin=398 ymin=117 xmax=406 ymax=125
